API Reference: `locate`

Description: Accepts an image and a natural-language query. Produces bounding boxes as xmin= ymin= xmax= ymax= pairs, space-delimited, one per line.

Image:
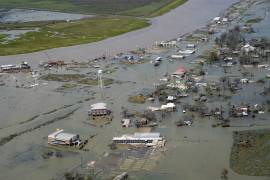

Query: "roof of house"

xmin=55 ymin=132 xmax=78 ymax=141
xmin=178 ymin=49 xmax=195 ymax=54
xmin=113 ymin=132 xmax=162 ymax=140
xmin=48 ymin=129 xmax=78 ymax=141
xmin=134 ymin=132 xmax=160 ymax=138
xmin=161 ymin=103 xmax=176 ymax=109
xmin=91 ymin=102 xmax=107 ymax=110
xmin=172 ymin=66 xmax=186 ymax=75
xmin=0 ymin=65 xmax=14 ymax=68
xmin=48 ymin=129 xmax=64 ymax=138
xmin=213 ymin=17 xmax=221 ymax=21
xmin=241 ymin=44 xmax=255 ymax=52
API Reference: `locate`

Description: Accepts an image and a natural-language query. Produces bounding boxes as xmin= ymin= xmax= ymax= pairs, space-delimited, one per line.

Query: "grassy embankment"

xmin=41 ymin=74 xmax=114 ymax=86
xmin=230 ymin=129 xmax=270 ymax=176
xmin=0 ymin=34 xmax=8 ymax=43
xmin=128 ymin=94 xmax=146 ymax=104
xmin=246 ymin=17 xmax=263 ymax=24
xmin=0 ymin=16 xmax=150 ymax=55
xmin=0 ymin=0 xmax=166 ymax=15
xmin=0 ymin=0 xmax=187 ymax=55
xmin=0 ymin=0 xmax=187 ymax=16
xmin=150 ymin=0 xmax=187 ymax=17
xmin=120 ymin=0 xmax=187 ymax=17
xmin=0 ymin=34 xmax=6 ymax=40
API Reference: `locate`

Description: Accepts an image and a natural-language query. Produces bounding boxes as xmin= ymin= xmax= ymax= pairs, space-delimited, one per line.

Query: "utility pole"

xmin=98 ymin=69 xmax=104 ymax=99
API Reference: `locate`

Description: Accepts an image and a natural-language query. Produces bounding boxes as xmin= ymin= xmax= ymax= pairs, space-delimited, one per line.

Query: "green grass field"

xmin=122 ymin=0 xmax=187 ymax=17
xmin=0 ymin=34 xmax=7 ymax=42
xmin=0 ymin=0 xmax=188 ymax=55
xmin=230 ymin=129 xmax=270 ymax=176
xmin=0 ymin=0 xmax=156 ymax=15
xmin=246 ymin=17 xmax=263 ymax=24
xmin=150 ymin=0 xmax=187 ymax=17
xmin=0 ymin=0 xmax=187 ymax=17
xmin=0 ymin=16 xmax=150 ymax=55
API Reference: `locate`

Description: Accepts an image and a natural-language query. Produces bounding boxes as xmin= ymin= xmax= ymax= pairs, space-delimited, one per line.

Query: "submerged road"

xmin=0 ymin=0 xmax=239 ymax=66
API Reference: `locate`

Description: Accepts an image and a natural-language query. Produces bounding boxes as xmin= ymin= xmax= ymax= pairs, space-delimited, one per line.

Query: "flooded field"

xmin=0 ymin=0 xmax=270 ymax=180
xmin=0 ymin=9 xmax=91 ymax=23
xmin=0 ymin=0 xmax=239 ymax=66
xmin=0 ymin=9 xmax=92 ymax=43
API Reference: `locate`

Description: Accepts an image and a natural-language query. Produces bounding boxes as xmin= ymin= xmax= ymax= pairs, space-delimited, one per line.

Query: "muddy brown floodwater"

xmin=0 ymin=0 xmax=239 ymax=66
xmin=1 ymin=0 xmax=270 ymax=180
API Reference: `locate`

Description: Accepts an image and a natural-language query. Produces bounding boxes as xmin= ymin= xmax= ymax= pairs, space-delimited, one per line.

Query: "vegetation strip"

xmin=230 ymin=129 xmax=270 ymax=176
xmin=19 ymin=115 xmax=40 ymax=125
xmin=0 ymin=107 xmax=79 ymax=146
xmin=0 ymin=0 xmax=187 ymax=16
xmin=150 ymin=0 xmax=187 ymax=17
xmin=0 ymin=16 xmax=150 ymax=55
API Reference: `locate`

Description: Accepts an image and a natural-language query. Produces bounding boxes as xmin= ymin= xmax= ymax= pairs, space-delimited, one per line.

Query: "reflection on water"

xmin=0 ymin=9 xmax=93 ymax=43
xmin=0 ymin=9 xmax=92 ymax=23
xmin=0 ymin=0 xmax=239 ymax=65
xmin=0 ymin=29 xmax=39 ymax=42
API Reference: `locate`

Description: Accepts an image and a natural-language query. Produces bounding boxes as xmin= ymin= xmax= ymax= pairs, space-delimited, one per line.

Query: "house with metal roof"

xmin=112 ymin=132 xmax=165 ymax=147
xmin=48 ymin=129 xmax=81 ymax=146
xmin=88 ymin=102 xmax=111 ymax=116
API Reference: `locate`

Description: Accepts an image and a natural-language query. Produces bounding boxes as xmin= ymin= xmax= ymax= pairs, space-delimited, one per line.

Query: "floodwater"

xmin=1 ymin=0 xmax=270 ymax=180
xmin=0 ymin=0 xmax=239 ymax=66
xmin=0 ymin=29 xmax=39 ymax=41
xmin=0 ymin=9 xmax=92 ymax=42
xmin=0 ymin=9 xmax=92 ymax=23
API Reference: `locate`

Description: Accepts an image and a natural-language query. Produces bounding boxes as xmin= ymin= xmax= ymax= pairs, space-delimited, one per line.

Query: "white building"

xmin=113 ymin=132 xmax=165 ymax=147
xmin=88 ymin=102 xmax=111 ymax=116
xmin=48 ymin=129 xmax=81 ymax=146
xmin=213 ymin=16 xmax=221 ymax=22
xmin=178 ymin=49 xmax=195 ymax=55
xmin=160 ymin=103 xmax=176 ymax=111
xmin=0 ymin=62 xmax=31 ymax=72
xmin=241 ymin=44 xmax=255 ymax=53
xmin=171 ymin=54 xmax=185 ymax=59
xmin=186 ymin=44 xmax=196 ymax=48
